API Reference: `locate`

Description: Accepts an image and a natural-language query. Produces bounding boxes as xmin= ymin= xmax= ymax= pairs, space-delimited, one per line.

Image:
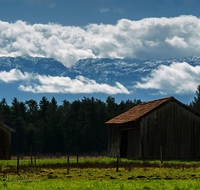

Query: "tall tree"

xmin=25 ymin=99 xmax=38 ymax=124
xmin=67 ymin=99 xmax=82 ymax=152
xmin=45 ymin=97 xmax=64 ymax=153
xmin=39 ymin=96 xmax=49 ymax=121
xmin=95 ymin=98 xmax=109 ymax=152
xmin=0 ymin=98 xmax=11 ymax=124
xmin=190 ymin=84 xmax=200 ymax=113
xmin=106 ymin=96 xmax=118 ymax=119
xmin=11 ymin=98 xmax=27 ymax=154
xmin=81 ymin=97 xmax=98 ymax=153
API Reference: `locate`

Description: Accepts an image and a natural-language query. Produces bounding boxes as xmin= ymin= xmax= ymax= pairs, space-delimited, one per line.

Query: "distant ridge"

xmin=0 ymin=55 xmax=200 ymax=87
xmin=0 ymin=55 xmax=67 ymax=76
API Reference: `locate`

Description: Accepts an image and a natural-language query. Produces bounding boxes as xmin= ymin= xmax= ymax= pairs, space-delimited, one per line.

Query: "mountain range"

xmin=1 ymin=55 xmax=200 ymax=85
xmin=0 ymin=55 xmax=199 ymax=104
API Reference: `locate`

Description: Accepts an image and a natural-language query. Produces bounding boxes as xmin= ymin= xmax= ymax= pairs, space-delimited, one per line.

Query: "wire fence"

xmin=3 ymin=144 xmax=200 ymax=161
xmin=1 ymin=147 xmax=108 ymax=160
xmin=109 ymin=145 xmax=200 ymax=160
xmin=1 ymin=146 xmax=200 ymax=175
xmin=1 ymin=145 xmax=200 ymax=160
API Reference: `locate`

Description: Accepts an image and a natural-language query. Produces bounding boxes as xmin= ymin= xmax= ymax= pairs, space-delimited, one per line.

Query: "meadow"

xmin=1 ymin=157 xmax=200 ymax=189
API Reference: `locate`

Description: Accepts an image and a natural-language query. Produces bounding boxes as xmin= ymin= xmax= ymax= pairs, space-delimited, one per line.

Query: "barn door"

xmin=120 ymin=130 xmax=128 ymax=157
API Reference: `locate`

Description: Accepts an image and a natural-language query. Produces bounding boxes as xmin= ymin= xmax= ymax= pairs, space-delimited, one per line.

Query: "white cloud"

xmin=165 ymin=36 xmax=188 ymax=48
xmin=134 ymin=62 xmax=200 ymax=94
xmin=0 ymin=69 xmax=130 ymax=94
xmin=99 ymin=8 xmax=110 ymax=12
xmin=1 ymin=15 xmax=200 ymax=66
xmin=114 ymin=9 xmax=124 ymax=14
xmin=100 ymin=8 xmax=123 ymax=13
xmin=0 ymin=69 xmax=31 ymax=82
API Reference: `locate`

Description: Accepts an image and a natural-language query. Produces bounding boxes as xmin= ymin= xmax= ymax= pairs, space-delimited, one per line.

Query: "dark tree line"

xmin=0 ymin=96 xmax=142 ymax=155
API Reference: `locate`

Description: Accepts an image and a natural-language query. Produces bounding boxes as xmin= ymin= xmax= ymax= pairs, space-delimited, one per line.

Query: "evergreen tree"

xmin=39 ymin=96 xmax=49 ymax=121
xmin=45 ymin=97 xmax=64 ymax=153
xmin=81 ymin=97 xmax=98 ymax=153
xmin=95 ymin=98 xmax=109 ymax=152
xmin=67 ymin=99 xmax=82 ymax=152
xmin=59 ymin=99 xmax=71 ymax=151
xmin=190 ymin=84 xmax=200 ymax=113
xmin=106 ymin=96 xmax=118 ymax=119
xmin=11 ymin=98 xmax=27 ymax=154
xmin=0 ymin=98 xmax=11 ymax=124
xmin=25 ymin=99 xmax=38 ymax=124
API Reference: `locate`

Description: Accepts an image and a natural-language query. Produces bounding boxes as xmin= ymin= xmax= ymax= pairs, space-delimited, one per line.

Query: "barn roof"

xmin=0 ymin=123 xmax=16 ymax=133
xmin=105 ymin=96 xmax=199 ymax=124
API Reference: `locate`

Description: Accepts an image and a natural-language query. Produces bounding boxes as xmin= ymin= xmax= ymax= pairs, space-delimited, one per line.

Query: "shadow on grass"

xmin=125 ymin=157 xmax=200 ymax=163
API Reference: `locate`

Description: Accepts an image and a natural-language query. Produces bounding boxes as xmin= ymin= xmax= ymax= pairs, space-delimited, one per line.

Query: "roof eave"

xmin=1 ymin=124 xmax=16 ymax=133
xmin=104 ymin=97 xmax=173 ymax=125
xmin=105 ymin=97 xmax=200 ymax=125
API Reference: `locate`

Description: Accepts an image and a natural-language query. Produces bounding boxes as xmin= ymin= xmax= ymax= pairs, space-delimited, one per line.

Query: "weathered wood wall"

xmin=140 ymin=101 xmax=200 ymax=159
xmin=108 ymin=121 xmax=141 ymax=157
xmin=108 ymin=124 xmax=120 ymax=157
xmin=122 ymin=120 xmax=141 ymax=158
xmin=0 ymin=125 xmax=11 ymax=160
xmin=108 ymin=101 xmax=200 ymax=159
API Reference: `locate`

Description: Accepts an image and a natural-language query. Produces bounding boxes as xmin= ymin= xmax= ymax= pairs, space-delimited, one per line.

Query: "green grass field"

xmin=1 ymin=179 xmax=200 ymax=190
xmin=0 ymin=157 xmax=118 ymax=166
xmin=1 ymin=157 xmax=200 ymax=189
xmin=1 ymin=157 xmax=200 ymax=167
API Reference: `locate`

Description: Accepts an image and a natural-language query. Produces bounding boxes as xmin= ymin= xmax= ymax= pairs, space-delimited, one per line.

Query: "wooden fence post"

xmin=34 ymin=148 xmax=36 ymax=166
xmin=30 ymin=147 xmax=33 ymax=165
xmin=77 ymin=148 xmax=79 ymax=164
xmin=116 ymin=155 xmax=119 ymax=172
xmin=118 ymin=149 xmax=121 ymax=163
xmin=17 ymin=156 xmax=19 ymax=175
xmin=160 ymin=146 xmax=163 ymax=164
xmin=67 ymin=156 xmax=69 ymax=174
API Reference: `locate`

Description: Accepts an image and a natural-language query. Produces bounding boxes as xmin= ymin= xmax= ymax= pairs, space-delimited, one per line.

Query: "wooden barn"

xmin=0 ymin=123 xmax=16 ymax=160
xmin=105 ymin=96 xmax=200 ymax=159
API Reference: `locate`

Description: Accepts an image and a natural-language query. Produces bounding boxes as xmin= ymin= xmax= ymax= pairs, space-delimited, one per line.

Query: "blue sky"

xmin=0 ymin=0 xmax=199 ymax=26
xmin=0 ymin=0 xmax=200 ymax=105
